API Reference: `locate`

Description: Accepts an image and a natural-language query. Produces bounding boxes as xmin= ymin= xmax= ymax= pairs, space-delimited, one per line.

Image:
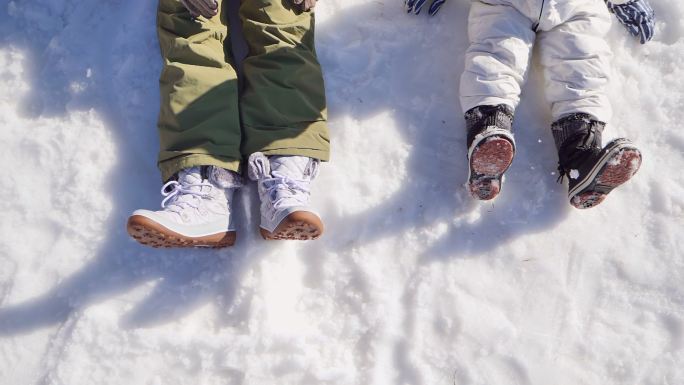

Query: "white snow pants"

xmin=460 ymin=0 xmax=613 ymax=122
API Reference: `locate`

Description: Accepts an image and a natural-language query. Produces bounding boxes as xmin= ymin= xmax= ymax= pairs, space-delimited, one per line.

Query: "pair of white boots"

xmin=127 ymin=153 xmax=323 ymax=248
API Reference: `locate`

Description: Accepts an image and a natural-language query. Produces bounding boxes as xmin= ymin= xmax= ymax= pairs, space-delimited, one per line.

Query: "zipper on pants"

xmin=532 ymin=0 xmax=546 ymax=31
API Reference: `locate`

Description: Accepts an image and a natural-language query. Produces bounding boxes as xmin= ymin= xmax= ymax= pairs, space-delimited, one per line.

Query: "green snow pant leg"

xmin=239 ymin=0 xmax=330 ymax=161
xmin=157 ymin=0 xmax=242 ymax=182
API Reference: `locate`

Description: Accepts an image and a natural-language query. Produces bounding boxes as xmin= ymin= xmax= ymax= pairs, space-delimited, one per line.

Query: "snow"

xmin=1 ymin=0 xmax=684 ymax=384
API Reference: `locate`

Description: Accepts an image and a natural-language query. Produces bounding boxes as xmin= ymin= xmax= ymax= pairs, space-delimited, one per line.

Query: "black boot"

xmin=465 ymin=104 xmax=516 ymax=200
xmin=552 ymin=113 xmax=642 ymax=209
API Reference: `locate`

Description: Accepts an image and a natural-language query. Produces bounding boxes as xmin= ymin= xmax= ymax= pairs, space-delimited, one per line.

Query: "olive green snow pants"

xmin=157 ymin=0 xmax=330 ymax=181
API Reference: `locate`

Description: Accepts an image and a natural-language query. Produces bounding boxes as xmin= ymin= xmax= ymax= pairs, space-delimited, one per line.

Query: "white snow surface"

xmin=1 ymin=0 xmax=684 ymax=384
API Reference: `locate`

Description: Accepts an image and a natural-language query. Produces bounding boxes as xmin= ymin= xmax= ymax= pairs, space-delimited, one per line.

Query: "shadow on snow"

xmin=0 ymin=0 xmax=570 ymax=336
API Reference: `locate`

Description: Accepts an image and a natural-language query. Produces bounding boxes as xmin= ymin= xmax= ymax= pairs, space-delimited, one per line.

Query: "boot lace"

xmin=261 ymin=171 xmax=311 ymax=212
xmin=160 ymin=180 xmax=214 ymax=213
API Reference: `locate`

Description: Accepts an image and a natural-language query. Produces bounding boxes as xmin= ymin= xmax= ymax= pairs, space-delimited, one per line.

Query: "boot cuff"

xmin=465 ymin=104 xmax=514 ymax=148
xmin=551 ymin=113 xmax=605 ymax=152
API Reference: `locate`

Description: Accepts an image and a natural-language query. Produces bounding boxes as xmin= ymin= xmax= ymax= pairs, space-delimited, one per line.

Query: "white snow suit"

xmin=460 ymin=0 xmax=613 ymax=122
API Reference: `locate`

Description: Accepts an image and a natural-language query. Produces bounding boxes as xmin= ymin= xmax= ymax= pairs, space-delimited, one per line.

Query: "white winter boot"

xmin=127 ymin=166 xmax=241 ymax=248
xmin=248 ymin=153 xmax=324 ymax=240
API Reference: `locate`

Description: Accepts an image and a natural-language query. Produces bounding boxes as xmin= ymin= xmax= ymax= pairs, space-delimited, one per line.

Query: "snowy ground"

xmin=1 ymin=0 xmax=684 ymax=384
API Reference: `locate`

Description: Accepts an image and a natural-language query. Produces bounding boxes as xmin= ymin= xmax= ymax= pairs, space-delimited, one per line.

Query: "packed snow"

xmin=1 ymin=0 xmax=684 ymax=384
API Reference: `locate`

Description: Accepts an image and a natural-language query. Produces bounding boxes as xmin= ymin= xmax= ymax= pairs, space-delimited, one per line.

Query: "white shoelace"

xmin=261 ymin=171 xmax=311 ymax=211
xmin=160 ymin=180 xmax=214 ymax=213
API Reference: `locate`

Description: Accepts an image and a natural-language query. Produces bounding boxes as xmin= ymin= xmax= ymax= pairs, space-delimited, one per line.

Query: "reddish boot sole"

xmin=468 ymin=137 xmax=515 ymax=200
xmin=571 ymin=148 xmax=642 ymax=209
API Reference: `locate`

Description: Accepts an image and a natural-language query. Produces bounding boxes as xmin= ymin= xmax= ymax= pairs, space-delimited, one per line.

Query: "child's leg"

xmin=238 ymin=1 xmax=328 ymax=240
xmin=460 ymin=1 xmax=536 ymax=113
xmin=537 ymin=1 xmax=612 ymax=123
xmin=157 ymin=0 xmax=242 ymax=182
xmin=127 ymin=0 xmax=242 ymax=249
xmin=538 ymin=6 xmax=641 ymax=209
xmin=239 ymin=0 xmax=330 ymax=162
xmin=460 ymin=1 xmax=536 ymax=200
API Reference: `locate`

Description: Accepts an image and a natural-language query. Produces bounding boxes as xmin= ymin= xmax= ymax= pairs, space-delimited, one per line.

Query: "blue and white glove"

xmin=406 ymin=0 xmax=446 ymax=16
xmin=605 ymin=0 xmax=655 ymax=44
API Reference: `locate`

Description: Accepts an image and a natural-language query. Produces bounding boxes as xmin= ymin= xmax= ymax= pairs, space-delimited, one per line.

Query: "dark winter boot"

xmin=552 ymin=113 xmax=642 ymax=209
xmin=465 ymin=104 xmax=516 ymax=200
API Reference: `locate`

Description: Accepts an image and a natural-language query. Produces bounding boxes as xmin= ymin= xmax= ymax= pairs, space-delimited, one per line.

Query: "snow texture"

xmin=1 ymin=0 xmax=684 ymax=384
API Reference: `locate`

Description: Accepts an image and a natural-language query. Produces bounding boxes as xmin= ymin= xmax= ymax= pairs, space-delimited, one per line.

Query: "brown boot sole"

xmin=127 ymin=215 xmax=236 ymax=248
xmin=468 ymin=136 xmax=515 ymax=200
xmin=260 ymin=211 xmax=324 ymax=241
xmin=571 ymin=148 xmax=642 ymax=209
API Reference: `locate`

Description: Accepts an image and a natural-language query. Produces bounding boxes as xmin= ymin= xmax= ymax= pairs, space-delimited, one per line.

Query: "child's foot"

xmin=553 ymin=114 xmax=642 ymax=209
xmin=563 ymin=139 xmax=642 ymax=209
xmin=127 ymin=166 xmax=241 ymax=248
xmin=465 ymin=105 xmax=516 ymax=200
xmin=248 ymin=153 xmax=323 ymax=240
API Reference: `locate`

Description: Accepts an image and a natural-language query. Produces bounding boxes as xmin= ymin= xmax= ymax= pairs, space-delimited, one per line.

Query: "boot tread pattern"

xmin=571 ymin=146 xmax=642 ymax=209
xmin=260 ymin=212 xmax=323 ymax=241
xmin=468 ymin=136 xmax=515 ymax=200
xmin=127 ymin=215 xmax=236 ymax=248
